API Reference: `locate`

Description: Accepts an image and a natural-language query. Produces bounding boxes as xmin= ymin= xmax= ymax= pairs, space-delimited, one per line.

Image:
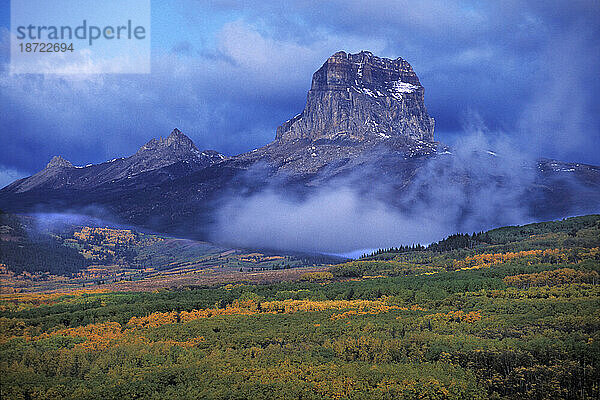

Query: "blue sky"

xmin=1 ymin=0 xmax=599 ymax=187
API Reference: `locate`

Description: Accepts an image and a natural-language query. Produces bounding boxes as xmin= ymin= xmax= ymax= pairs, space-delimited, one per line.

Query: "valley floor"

xmin=1 ymin=215 xmax=599 ymax=399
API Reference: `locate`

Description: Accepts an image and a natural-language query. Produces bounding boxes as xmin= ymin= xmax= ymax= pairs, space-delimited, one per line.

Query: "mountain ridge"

xmin=3 ymin=128 xmax=226 ymax=194
xmin=1 ymin=50 xmax=599 ymax=243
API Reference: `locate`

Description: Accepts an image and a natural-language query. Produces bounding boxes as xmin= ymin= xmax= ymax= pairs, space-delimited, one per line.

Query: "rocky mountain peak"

xmin=165 ymin=128 xmax=195 ymax=147
xmin=312 ymin=50 xmax=421 ymax=91
xmin=45 ymin=155 xmax=73 ymax=169
xmin=2 ymin=128 xmax=227 ymax=194
xmin=275 ymin=50 xmax=434 ymax=143
xmin=126 ymin=128 xmax=224 ymax=177
xmin=137 ymin=128 xmax=199 ymax=155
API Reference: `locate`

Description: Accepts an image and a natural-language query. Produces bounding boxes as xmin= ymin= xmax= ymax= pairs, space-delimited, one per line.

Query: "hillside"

xmin=1 ymin=215 xmax=598 ymax=399
xmin=0 ymin=212 xmax=341 ymax=293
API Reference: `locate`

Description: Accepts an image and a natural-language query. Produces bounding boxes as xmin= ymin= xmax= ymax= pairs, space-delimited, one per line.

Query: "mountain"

xmin=3 ymin=128 xmax=225 ymax=194
xmin=275 ymin=51 xmax=434 ymax=143
xmin=1 ymin=51 xmax=599 ymax=242
xmin=234 ymin=51 xmax=439 ymax=177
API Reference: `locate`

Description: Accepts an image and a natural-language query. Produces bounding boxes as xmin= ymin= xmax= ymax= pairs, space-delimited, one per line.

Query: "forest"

xmin=0 ymin=215 xmax=599 ymax=399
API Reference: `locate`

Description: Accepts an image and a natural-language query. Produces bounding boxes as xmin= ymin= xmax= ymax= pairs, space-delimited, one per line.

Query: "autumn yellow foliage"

xmin=299 ymin=271 xmax=334 ymax=281
xmin=453 ymin=248 xmax=567 ymax=270
xmin=74 ymin=226 xmax=136 ymax=244
xmin=424 ymin=310 xmax=482 ymax=324
xmin=38 ymin=321 xmax=123 ymax=350
xmin=504 ymin=268 xmax=599 ymax=288
xmin=124 ymin=298 xmax=426 ymax=328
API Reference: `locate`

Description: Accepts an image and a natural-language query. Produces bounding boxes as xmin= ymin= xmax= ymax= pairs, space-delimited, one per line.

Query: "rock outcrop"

xmin=126 ymin=128 xmax=225 ymax=177
xmin=275 ymin=51 xmax=435 ymax=143
xmin=46 ymin=156 xmax=73 ymax=169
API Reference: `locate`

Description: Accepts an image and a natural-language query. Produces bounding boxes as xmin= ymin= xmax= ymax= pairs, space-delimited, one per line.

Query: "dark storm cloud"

xmin=199 ymin=0 xmax=600 ymax=162
xmin=0 ymin=1 xmax=599 ymax=181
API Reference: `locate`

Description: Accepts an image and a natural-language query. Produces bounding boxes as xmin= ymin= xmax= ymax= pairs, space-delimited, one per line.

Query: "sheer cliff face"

xmin=275 ymin=51 xmax=435 ymax=143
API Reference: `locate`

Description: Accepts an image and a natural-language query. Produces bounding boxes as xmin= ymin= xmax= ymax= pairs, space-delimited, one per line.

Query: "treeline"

xmin=483 ymin=214 xmax=600 ymax=244
xmin=361 ymin=232 xmax=495 ymax=259
xmin=362 ymin=214 xmax=600 ymax=259
xmin=0 ymin=212 xmax=91 ymax=275
xmin=0 ymin=240 xmax=91 ymax=275
xmin=361 ymin=244 xmax=426 ymax=258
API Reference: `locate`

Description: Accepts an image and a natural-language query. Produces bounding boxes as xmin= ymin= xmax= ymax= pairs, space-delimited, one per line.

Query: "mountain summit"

xmin=137 ymin=128 xmax=199 ymax=155
xmin=2 ymin=129 xmax=224 ymax=193
xmin=130 ymin=128 xmax=224 ymax=176
xmin=45 ymin=155 xmax=74 ymax=169
xmin=276 ymin=51 xmax=435 ymax=143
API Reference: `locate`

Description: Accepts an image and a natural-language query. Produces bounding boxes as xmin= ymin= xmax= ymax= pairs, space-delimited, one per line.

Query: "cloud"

xmin=211 ymin=187 xmax=442 ymax=254
xmin=210 ymin=122 xmax=538 ymax=254
xmin=0 ymin=165 xmax=27 ymax=189
xmin=518 ymin=25 xmax=600 ymax=163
